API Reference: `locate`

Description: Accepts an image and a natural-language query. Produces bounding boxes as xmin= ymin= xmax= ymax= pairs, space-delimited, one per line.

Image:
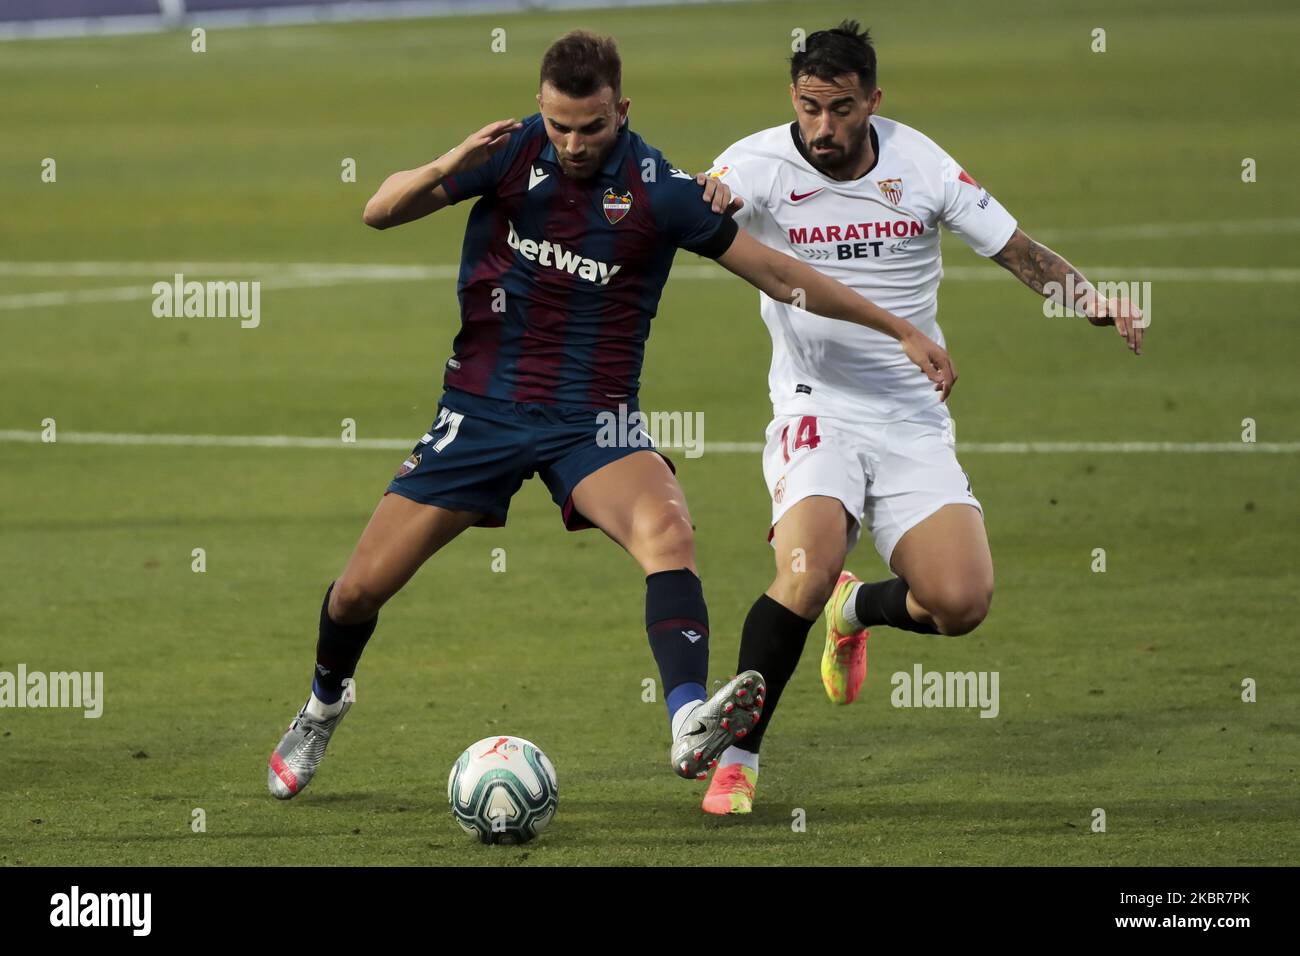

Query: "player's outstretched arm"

xmin=363 ymin=118 xmax=522 ymax=230
xmin=716 ymin=229 xmax=956 ymax=401
xmin=992 ymin=228 xmax=1145 ymax=355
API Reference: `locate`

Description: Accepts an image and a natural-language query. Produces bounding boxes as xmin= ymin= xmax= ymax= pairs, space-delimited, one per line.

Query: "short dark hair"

xmin=540 ymin=30 xmax=622 ymax=100
xmin=790 ymin=20 xmax=876 ymax=92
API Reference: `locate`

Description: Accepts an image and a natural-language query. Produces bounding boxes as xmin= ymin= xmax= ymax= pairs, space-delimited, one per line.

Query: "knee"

xmin=630 ymin=507 xmax=695 ymax=568
xmin=774 ymin=563 xmax=841 ymax=620
xmin=329 ymin=575 xmax=387 ymax=624
xmin=923 ymin=584 xmax=992 ymax=636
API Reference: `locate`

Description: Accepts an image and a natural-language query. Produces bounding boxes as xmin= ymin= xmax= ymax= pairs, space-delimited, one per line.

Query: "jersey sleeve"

xmin=704 ymin=149 xmax=762 ymax=230
xmin=651 ymin=162 xmax=739 ymax=259
xmin=441 ymin=116 xmax=536 ymax=205
xmin=937 ymin=150 xmax=1018 ymax=257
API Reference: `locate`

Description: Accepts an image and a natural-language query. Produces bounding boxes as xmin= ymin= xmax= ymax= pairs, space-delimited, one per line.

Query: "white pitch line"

xmin=1 ymin=430 xmax=1296 ymax=455
xmin=947 ymin=441 xmax=1300 ymax=454
xmin=2 ymin=263 xmax=1298 ymax=312
xmin=2 ymin=261 xmax=1299 ymax=283
xmin=1 ymin=259 xmax=1299 ymax=314
xmin=936 ymin=265 xmax=1300 ymax=283
xmin=0 ymin=285 xmax=155 ymax=309
xmin=0 ymin=262 xmax=456 ymax=279
xmin=2 ymin=227 xmax=1297 ymax=310
xmin=0 ymin=430 xmax=411 ymax=451
xmin=0 ymin=271 xmax=438 ymax=311
xmin=1033 ymin=217 xmax=1300 ymax=241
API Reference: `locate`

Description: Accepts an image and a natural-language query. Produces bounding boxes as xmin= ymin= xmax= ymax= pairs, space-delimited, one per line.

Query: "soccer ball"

xmin=447 ymin=735 xmax=558 ymax=845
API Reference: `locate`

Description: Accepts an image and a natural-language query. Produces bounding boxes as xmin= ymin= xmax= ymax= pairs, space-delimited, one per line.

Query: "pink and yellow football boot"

xmin=701 ymin=763 xmax=759 ymax=815
xmin=821 ymin=571 xmax=869 ymax=704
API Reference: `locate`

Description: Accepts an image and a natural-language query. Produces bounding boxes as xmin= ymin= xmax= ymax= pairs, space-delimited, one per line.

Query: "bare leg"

xmin=767 ymin=495 xmax=853 ymax=618
xmin=568 ymin=450 xmax=696 ymax=574
xmin=889 ymin=503 xmax=994 ymax=636
xmin=330 ymin=493 xmax=483 ymax=624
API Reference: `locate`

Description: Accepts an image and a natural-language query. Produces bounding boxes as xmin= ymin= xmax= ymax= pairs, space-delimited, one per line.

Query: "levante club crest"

xmin=395 ymin=452 xmax=420 ymax=478
xmin=602 ymin=187 xmax=633 ymax=224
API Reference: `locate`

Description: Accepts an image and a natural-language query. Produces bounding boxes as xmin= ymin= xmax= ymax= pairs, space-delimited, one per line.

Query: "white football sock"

xmin=719 ymin=746 xmax=759 ymax=772
xmin=840 ymin=581 xmax=865 ymax=631
xmin=670 ymin=698 xmax=704 ymax=739
xmin=306 ymin=692 xmax=345 ymax=720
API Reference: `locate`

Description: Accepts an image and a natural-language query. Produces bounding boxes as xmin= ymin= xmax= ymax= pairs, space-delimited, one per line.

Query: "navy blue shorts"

xmin=385 ymin=388 xmax=675 ymax=530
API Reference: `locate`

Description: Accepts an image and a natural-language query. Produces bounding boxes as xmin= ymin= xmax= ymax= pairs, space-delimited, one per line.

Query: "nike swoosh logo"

xmin=529 ymin=167 xmax=549 ymax=190
xmin=789 ymin=187 xmax=824 ymax=202
xmin=677 ymin=719 xmax=708 ymax=742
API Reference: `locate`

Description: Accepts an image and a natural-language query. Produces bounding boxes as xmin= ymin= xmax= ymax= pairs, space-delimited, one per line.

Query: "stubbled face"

xmin=536 ymin=82 xmax=630 ymax=179
xmin=789 ymin=73 xmax=882 ymax=179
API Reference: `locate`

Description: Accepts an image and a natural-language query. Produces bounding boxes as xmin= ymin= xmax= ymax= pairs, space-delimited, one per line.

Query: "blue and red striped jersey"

xmin=439 ymin=113 xmax=738 ymax=407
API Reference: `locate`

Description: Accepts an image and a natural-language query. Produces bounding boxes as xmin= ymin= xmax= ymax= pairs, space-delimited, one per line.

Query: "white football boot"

xmin=267 ymin=678 xmax=355 ymax=799
xmin=670 ymin=670 xmax=765 ymax=779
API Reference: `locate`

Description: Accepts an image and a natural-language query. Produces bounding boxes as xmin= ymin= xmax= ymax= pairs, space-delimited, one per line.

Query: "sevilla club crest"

xmin=876 ymin=178 xmax=904 ymax=205
xmin=602 ymin=187 xmax=633 ymax=224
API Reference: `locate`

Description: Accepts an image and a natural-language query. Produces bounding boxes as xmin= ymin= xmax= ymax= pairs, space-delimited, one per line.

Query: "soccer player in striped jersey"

xmin=696 ymin=21 xmax=1144 ymax=815
xmin=266 ymin=30 xmax=956 ymax=802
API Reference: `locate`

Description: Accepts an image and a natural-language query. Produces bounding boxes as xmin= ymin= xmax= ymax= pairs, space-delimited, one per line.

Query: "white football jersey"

xmin=710 ymin=116 xmax=1017 ymax=422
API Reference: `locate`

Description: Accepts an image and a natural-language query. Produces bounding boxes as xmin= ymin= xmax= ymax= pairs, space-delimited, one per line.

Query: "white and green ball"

xmin=447 ymin=736 xmax=558 ymax=845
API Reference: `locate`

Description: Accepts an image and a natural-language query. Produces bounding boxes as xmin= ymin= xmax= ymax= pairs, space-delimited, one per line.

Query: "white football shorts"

xmin=761 ymin=403 xmax=983 ymax=565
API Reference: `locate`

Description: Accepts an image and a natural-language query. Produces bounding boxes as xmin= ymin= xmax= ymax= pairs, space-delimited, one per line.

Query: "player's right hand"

xmin=695 ymin=171 xmax=745 ymax=216
xmin=1090 ymin=293 xmax=1145 ymax=356
xmin=899 ymin=329 xmax=957 ymax=402
xmin=443 ymin=119 xmax=523 ymax=175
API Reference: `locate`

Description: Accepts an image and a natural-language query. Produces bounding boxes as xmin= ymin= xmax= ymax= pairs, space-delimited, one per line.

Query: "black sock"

xmin=645 ymin=568 xmax=710 ymax=724
xmin=312 ymin=583 xmax=378 ymax=704
xmin=734 ymin=594 xmax=816 ymax=754
xmin=853 ymin=577 xmax=939 ymax=634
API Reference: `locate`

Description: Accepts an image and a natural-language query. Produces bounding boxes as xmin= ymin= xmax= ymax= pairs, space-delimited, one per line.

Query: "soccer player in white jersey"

xmin=696 ymin=21 xmax=1144 ymax=814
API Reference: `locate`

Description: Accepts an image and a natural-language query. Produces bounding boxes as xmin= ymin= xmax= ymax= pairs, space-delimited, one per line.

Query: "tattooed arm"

xmin=991 ymin=228 xmax=1144 ymax=355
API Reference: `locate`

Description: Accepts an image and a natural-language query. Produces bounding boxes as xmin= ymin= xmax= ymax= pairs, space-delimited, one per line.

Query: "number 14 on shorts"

xmin=780 ymin=416 xmax=821 ymax=464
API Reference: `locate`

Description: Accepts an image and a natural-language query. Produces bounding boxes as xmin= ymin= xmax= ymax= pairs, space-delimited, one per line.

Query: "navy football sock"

xmin=734 ymin=594 xmax=815 ymax=754
xmin=312 ymin=583 xmax=378 ymax=704
xmin=645 ymin=568 xmax=710 ymax=726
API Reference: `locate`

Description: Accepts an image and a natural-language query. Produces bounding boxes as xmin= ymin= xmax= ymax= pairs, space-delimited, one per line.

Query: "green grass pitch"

xmin=1 ymin=0 xmax=1297 ymax=865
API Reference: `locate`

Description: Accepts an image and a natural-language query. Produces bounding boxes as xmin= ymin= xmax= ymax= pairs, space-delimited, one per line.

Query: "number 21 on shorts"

xmin=780 ymin=415 xmax=821 ymax=464
xmin=431 ymin=407 xmax=464 ymax=453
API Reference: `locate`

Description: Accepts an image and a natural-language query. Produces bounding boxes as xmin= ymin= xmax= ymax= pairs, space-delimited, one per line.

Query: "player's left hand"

xmin=899 ymin=328 xmax=957 ymax=402
xmin=695 ymin=171 xmax=745 ymax=216
xmin=1090 ymin=294 xmax=1145 ymax=356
